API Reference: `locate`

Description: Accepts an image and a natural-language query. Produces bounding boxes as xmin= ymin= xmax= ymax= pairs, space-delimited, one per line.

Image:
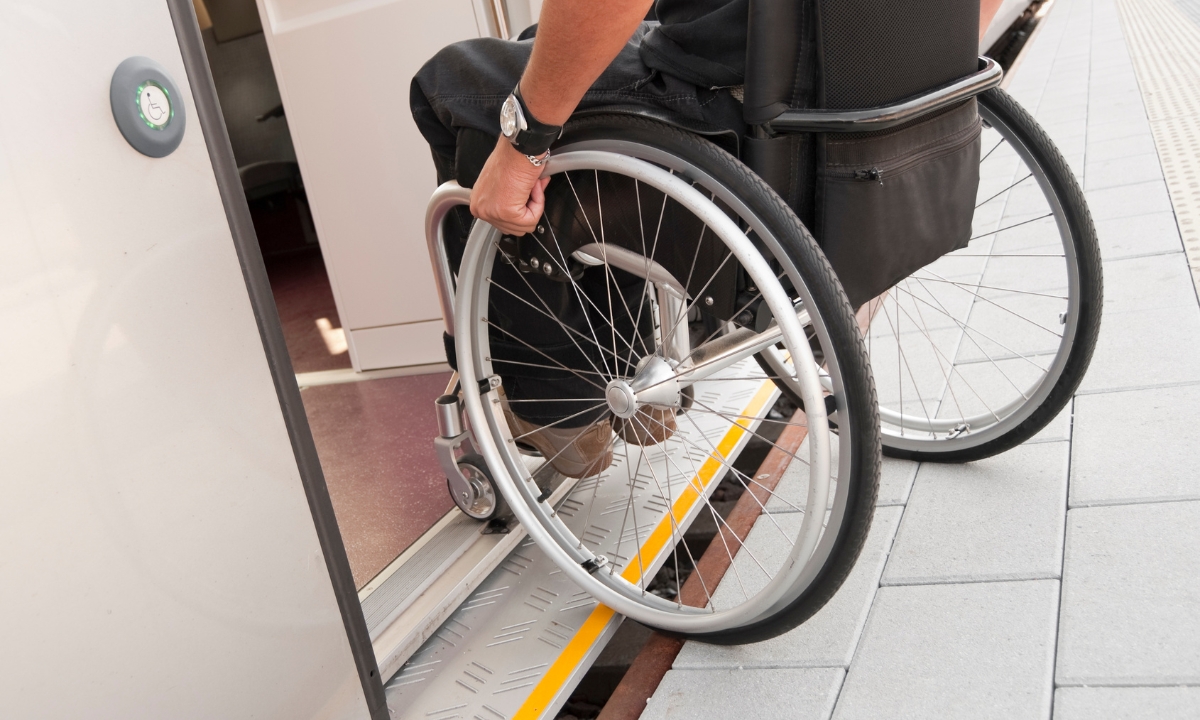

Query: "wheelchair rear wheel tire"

xmin=869 ymin=88 xmax=1103 ymax=462
xmin=453 ymin=115 xmax=880 ymax=643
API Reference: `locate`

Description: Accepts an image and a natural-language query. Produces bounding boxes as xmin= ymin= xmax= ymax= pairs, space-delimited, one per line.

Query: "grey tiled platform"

xmin=1093 ymin=211 xmax=1184 ymax=260
xmin=1054 ymin=686 xmax=1200 ymax=720
xmin=1085 ymin=180 xmax=1175 ymax=221
xmin=1056 ymin=501 xmax=1200 ymax=687
xmin=876 ymin=457 xmax=919 ymax=507
xmin=832 ymin=580 xmax=1059 ymax=720
xmin=883 ymin=442 xmax=1068 ymax=586
xmin=1101 ymin=252 xmax=1196 ymax=314
xmin=649 ymin=0 xmax=1200 ymax=716
xmin=642 ymin=667 xmax=844 ymax=720
xmin=1071 ymin=384 xmax=1200 ymax=506
xmin=1084 ymin=151 xmax=1164 ymax=191
xmin=673 ymin=507 xmax=901 ymax=670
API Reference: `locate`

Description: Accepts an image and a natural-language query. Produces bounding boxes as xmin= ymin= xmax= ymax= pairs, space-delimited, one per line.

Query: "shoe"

xmin=615 ymin=406 xmax=677 ymax=446
xmin=503 ymin=407 xmax=614 ymax=478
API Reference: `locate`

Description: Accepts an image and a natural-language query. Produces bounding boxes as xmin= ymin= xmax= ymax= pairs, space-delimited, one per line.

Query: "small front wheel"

xmin=449 ymin=454 xmax=508 ymax=521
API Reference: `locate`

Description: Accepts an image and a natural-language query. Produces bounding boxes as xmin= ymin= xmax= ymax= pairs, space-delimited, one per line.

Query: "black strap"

xmin=511 ymin=83 xmax=562 ymax=156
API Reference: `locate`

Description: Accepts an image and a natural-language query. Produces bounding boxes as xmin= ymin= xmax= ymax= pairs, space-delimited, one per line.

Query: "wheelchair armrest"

xmin=767 ymin=57 xmax=1003 ymax=133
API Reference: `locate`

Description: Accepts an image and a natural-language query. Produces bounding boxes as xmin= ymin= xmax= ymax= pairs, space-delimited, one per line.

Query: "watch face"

xmin=500 ymin=95 xmax=520 ymax=138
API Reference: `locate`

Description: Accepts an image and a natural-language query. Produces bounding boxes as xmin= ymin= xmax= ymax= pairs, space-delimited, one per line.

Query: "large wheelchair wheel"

xmin=454 ymin=115 xmax=880 ymax=643
xmin=867 ymin=88 xmax=1102 ymax=461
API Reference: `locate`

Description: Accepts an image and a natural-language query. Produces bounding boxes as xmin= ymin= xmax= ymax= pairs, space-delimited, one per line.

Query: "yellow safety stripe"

xmin=514 ymin=378 xmax=777 ymax=719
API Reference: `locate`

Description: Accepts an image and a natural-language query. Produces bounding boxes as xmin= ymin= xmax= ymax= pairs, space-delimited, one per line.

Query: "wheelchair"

xmin=422 ymin=2 xmax=1101 ymax=645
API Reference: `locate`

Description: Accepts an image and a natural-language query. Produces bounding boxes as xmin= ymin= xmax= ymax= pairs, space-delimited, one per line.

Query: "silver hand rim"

xmin=455 ymin=150 xmax=833 ymax=633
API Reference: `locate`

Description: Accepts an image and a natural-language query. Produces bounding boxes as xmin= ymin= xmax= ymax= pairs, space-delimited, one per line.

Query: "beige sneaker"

xmin=615 ymin=406 xmax=677 ymax=446
xmin=503 ymin=407 xmax=615 ymax=478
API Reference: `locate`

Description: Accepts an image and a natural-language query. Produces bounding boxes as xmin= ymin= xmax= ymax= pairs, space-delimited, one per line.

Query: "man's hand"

xmin=467 ymin=0 xmax=653 ymax=234
xmin=470 ymin=136 xmax=551 ymax=236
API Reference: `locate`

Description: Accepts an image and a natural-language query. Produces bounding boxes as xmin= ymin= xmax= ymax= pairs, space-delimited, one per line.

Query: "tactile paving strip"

xmin=1116 ymin=0 xmax=1200 ymax=295
xmin=384 ymin=360 xmax=777 ymax=720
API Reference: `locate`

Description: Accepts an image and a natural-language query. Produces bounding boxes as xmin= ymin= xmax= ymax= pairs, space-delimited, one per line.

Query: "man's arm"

xmin=469 ymin=0 xmax=653 ymax=236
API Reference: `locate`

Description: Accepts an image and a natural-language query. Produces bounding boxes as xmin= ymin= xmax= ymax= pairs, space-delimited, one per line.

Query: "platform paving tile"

xmin=831 ymin=580 xmax=1059 ymax=720
xmin=1085 ymin=179 xmax=1175 ymax=220
xmin=764 ymin=443 xmax=917 ymax=512
xmin=642 ymin=667 xmax=844 ymax=720
xmin=673 ymin=507 xmax=901 ymax=670
xmin=1028 ymin=403 xmax=1073 ymax=445
xmin=1092 ymin=210 xmax=1184 ymax=260
xmin=1086 ymin=116 xmax=1153 ymax=143
xmin=1057 ymin=501 xmax=1200 ymax=687
xmin=1085 ymin=134 xmax=1162 ymax=164
xmin=1086 ymin=95 xmax=1147 ymax=122
xmin=1053 ymin=686 xmax=1200 ymax=720
xmin=1039 ymin=121 xmax=1088 ymax=146
xmin=1086 ymin=82 xmax=1136 ymax=100
xmin=1085 ymin=152 xmax=1165 ymax=191
xmin=1100 ymin=251 xmax=1196 ymax=311
xmin=1076 ymin=302 xmax=1200 ymax=394
xmin=1085 ymin=102 xmax=1150 ymax=127
xmin=1035 ymin=108 xmax=1088 ymax=128
xmin=1071 ymin=384 xmax=1200 ymax=507
xmin=881 ymin=442 xmax=1068 ymax=586
xmin=876 ymin=457 xmax=919 ymax=507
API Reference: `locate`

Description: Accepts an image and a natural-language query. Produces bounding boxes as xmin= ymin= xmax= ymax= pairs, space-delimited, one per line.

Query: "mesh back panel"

xmin=818 ymin=0 xmax=978 ymax=109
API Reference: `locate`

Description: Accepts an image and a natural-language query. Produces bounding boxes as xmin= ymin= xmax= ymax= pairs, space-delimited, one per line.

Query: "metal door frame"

xmin=165 ymin=1 xmax=388 ymax=716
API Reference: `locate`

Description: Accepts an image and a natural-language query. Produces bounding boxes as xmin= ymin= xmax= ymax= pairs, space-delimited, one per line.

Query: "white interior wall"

xmin=255 ymin=0 xmax=539 ymax=371
xmin=0 ymin=1 xmax=368 ymax=717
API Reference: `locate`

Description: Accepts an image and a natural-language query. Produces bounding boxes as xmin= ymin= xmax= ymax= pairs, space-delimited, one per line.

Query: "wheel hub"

xmin=605 ymin=356 xmax=681 ymax=418
xmin=605 ymin=380 xmax=638 ymax=419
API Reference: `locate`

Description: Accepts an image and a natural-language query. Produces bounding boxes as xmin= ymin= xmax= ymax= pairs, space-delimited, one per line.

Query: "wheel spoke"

xmin=485 ymin=320 xmax=609 ymax=392
xmin=979 ymin=135 xmax=1009 ymax=164
xmin=508 ymin=401 xmax=610 ymax=442
xmin=486 ymin=262 xmax=635 ymax=371
xmin=969 ymin=212 xmax=1054 ymax=242
xmin=975 ymin=172 xmax=1033 ymax=208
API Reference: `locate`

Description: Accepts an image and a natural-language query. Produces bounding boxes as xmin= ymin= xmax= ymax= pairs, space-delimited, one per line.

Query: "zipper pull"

xmin=853 ymin=167 xmax=883 ymax=185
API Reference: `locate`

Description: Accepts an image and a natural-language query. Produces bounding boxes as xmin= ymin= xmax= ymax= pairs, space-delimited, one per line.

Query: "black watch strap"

xmin=510 ymin=84 xmax=562 ymax=156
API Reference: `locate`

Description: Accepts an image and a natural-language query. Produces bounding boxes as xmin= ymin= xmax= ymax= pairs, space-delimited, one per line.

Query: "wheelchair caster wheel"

xmin=448 ymin=454 xmax=507 ymax=521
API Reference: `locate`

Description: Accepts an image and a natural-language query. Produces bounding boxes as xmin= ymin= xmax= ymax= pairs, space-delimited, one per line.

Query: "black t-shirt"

xmin=640 ymin=0 xmax=749 ymax=88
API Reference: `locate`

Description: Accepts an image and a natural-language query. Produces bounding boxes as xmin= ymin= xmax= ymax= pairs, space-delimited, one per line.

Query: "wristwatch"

xmin=500 ymin=84 xmax=562 ymax=165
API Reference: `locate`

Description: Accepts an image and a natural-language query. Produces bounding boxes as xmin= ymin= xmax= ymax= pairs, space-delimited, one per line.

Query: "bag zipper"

xmin=828 ymin=121 xmax=980 ymax=186
xmin=852 ymin=167 xmax=883 ymax=184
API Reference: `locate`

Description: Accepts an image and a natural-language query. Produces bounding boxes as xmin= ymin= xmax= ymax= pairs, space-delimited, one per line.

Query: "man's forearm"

xmin=520 ymin=0 xmax=655 ymax=126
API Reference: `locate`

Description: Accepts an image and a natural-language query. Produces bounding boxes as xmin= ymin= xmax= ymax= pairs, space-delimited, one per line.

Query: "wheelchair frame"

xmin=423 ymin=54 xmax=1003 ymax=513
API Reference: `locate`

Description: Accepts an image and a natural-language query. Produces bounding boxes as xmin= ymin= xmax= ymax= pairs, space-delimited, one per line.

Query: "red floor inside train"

xmin=266 ymin=250 xmax=452 ymax=588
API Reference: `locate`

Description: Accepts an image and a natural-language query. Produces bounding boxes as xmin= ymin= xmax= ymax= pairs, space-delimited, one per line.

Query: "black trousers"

xmin=409 ymin=25 xmax=742 ymax=427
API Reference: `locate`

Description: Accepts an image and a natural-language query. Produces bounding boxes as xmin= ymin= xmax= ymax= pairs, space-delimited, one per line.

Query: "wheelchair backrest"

xmin=743 ymin=0 xmax=979 ymax=123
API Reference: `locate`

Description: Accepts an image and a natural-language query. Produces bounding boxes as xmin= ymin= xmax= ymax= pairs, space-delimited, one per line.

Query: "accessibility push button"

xmin=110 ymin=57 xmax=186 ymax=157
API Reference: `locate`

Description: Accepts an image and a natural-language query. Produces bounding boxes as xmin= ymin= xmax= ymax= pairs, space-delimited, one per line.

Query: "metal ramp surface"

xmin=384 ymin=359 xmax=778 ymax=719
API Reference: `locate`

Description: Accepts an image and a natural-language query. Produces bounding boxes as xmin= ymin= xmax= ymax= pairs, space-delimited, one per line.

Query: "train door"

xmin=0 ymin=0 xmax=384 ymax=716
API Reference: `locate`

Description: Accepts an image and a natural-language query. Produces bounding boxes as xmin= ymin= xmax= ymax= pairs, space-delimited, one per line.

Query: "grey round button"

xmin=111 ymin=57 xmax=186 ymax=158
